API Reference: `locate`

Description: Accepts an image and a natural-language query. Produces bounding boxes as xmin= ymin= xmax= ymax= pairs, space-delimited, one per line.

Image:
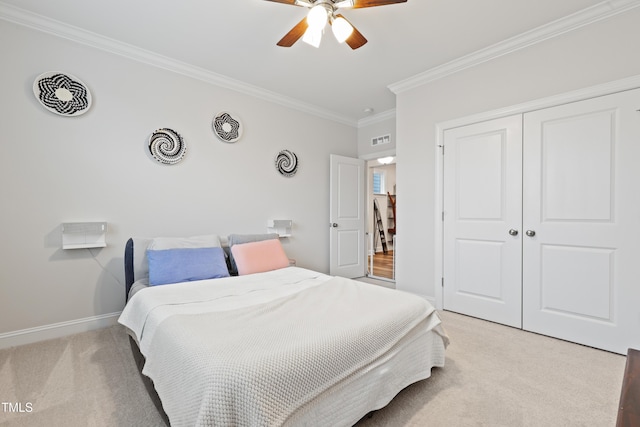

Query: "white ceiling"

xmin=0 ymin=0 xmax=615 ymax=123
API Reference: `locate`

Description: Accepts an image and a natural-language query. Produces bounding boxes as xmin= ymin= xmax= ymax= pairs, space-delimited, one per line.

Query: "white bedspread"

xmin=118 ymin=267 xmax=448 ymax=427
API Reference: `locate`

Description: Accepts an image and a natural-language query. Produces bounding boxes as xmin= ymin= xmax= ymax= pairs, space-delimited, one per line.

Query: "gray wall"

xmin=357 ymin=114 xmax=396 ymax=159
xmin=0 ymin=21 xmax=357 ymax=335
xmin=394 ymin=8 xmax=640 ymax=299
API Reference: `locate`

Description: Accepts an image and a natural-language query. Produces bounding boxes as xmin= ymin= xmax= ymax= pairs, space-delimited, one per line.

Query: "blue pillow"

xmin=147 ymin=247 xmax=230 ymax=286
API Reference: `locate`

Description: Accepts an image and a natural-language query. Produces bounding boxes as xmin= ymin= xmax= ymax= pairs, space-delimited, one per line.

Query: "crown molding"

xmin=357 ymin=108 xmax=396 ymax=128
xmin=388 ymin=0 xmax=640 ymax=94
xmin=0 ymin=2 xmax=358 ymax=127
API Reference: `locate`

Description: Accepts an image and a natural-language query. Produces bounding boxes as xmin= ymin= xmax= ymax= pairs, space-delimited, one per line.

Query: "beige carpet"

xmin=0 ymin=311 xmax=626 ymax=426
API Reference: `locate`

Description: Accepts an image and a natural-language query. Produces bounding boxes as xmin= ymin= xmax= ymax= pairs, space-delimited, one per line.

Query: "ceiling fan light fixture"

xmin=269 ymin=0 xmax=396 ymax=50
xmin=331 ymin=15 xmax=353 ymax=43
xmin=307 ymin=4 xmax=329 ymax=30
xmin=302 ymin=28 xmax=323 ymax=48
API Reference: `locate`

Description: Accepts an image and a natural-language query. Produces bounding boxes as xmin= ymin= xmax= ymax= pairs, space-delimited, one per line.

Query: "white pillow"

xmin=132 ymin=237 xmax=154 ymax=284
xmin=147 ymin=234 xmax=222 ymax=250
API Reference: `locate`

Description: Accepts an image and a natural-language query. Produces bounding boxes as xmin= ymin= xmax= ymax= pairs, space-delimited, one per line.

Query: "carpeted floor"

xmin=0 ymin=311 xmax=626 ymax=426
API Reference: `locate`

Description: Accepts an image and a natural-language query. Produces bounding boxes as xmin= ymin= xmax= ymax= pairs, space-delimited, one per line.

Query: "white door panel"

xmin=538 ymin=245 xmax=614 ymax=321
xmin=330 ymin=155 xmax=365 ymax=278
xmin=443 ymin=115 xmax=523 ymax=328
xmin=540 ymin=110 xmax=615 ymax=221
xmin=522 ymin=88 xmax=640 ymax=354
xmin=455 ymin=239 xmax=507 ymax=300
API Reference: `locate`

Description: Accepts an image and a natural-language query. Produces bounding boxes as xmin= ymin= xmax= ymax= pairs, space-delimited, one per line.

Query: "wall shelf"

xmin=267 ymin=220 xmax=292 ymax=237
xmin=62 ymin=222 xmax=107 ymax=249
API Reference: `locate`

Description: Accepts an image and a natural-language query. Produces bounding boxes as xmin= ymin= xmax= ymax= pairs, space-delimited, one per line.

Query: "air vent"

xmin=371 ymin=134 xmax=391 ymax=146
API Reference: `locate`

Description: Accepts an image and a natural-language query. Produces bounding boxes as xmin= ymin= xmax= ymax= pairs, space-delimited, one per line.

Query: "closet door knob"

xmin=508 ymin=229 xmax=519 ymax=236
xmin=526 ymin=230 xmax=536 ymax=237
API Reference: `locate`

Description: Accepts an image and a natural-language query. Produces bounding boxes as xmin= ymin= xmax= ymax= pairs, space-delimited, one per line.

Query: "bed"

xmin=118 ymin=234 xmax=449 ymax=427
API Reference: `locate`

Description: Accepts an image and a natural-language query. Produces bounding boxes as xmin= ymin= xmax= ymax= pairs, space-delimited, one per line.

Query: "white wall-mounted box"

xmin=62 ymin=222 xmax=107 ymax=249
xmin=267 ymin=220 xmax=292 ymax=237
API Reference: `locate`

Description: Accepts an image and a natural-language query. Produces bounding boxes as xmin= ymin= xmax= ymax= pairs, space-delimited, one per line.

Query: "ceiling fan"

xmin=266 ymin=0 xmax=408 ymax=50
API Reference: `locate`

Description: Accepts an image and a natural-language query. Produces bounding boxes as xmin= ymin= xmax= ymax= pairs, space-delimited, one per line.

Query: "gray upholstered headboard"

xmin=124 ymin=238 xmax=135 ymax=301
xmin=124 ymin=237 xmax=154 ymax=301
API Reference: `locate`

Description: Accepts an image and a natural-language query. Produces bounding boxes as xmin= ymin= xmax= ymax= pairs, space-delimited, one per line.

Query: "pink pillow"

xmin=230 ymin=239 xmax=290 ymax=275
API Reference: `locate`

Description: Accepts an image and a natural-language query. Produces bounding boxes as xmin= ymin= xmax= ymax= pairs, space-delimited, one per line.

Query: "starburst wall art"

xmin=33 ymin=72 xmax=92 ymax=116
xmin=212 ymin=112 xmax=243 ymax=143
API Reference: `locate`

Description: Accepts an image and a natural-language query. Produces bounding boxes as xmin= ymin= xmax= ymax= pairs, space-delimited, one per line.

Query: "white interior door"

xmin=443 ymin=115 xmax=523 ymax=328
xmin=522 ymin=88 xmax=640 ymax=354
xmin=330 ymin=154 xmax=366 ymax=278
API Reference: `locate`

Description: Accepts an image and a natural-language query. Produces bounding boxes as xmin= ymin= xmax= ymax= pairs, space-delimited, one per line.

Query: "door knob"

xmin=331 ymin=223 xmax=338 ymax=228
xmin=508 ymin=229 xmax=519 ymax=236
xmin=526 ymin=230 xmax=536 ymax=237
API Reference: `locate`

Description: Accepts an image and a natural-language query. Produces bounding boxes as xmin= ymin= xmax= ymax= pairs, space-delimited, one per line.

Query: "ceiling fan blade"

xmin=345 ymin=26 xmax=367 ymax=50
xmin=277 ymin=18 xmax=309 ymax=47
xmin=264 ymin=0 xmax=312 ymax=6
xmin=264 ymin=0 xmax=299 ymax=5
xmin=350 ymin=0 xmax=407 ymax=8
xmin=335 ymin=14 xmax=368 ymax=49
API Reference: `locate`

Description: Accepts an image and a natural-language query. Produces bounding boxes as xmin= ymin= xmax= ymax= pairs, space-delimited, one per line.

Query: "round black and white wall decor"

xmin=148 ymin=128 xmax=186 ymax=165
xmin=212 ymin=112 xmax=242 ymax=143
xmin=275 ymin=149 xmax=298 ymax=177
xmin=33 ymin=72 xmax=92 ymax=116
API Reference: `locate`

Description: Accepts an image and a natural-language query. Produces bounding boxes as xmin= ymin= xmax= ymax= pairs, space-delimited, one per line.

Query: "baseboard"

xmin=0 ymin=312 xmax=122 ymax=350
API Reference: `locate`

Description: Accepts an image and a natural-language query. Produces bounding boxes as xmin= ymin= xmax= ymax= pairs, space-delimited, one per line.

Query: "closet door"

xmin=522 ymin=88 xmax=640 ymax=354
xmin=443 ymin=115 xmax=523 ymax=328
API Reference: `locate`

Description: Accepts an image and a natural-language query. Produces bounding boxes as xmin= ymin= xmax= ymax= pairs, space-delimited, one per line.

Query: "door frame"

xmin=359 ymin=149 xmax=396 ymax=280
xmin=434 ymin=74 xmax=640 ymax=310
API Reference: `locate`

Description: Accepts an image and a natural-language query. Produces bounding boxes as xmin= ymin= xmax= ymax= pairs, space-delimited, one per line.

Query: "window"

xmin=373 ymin=171 xmax=385 ymax=194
